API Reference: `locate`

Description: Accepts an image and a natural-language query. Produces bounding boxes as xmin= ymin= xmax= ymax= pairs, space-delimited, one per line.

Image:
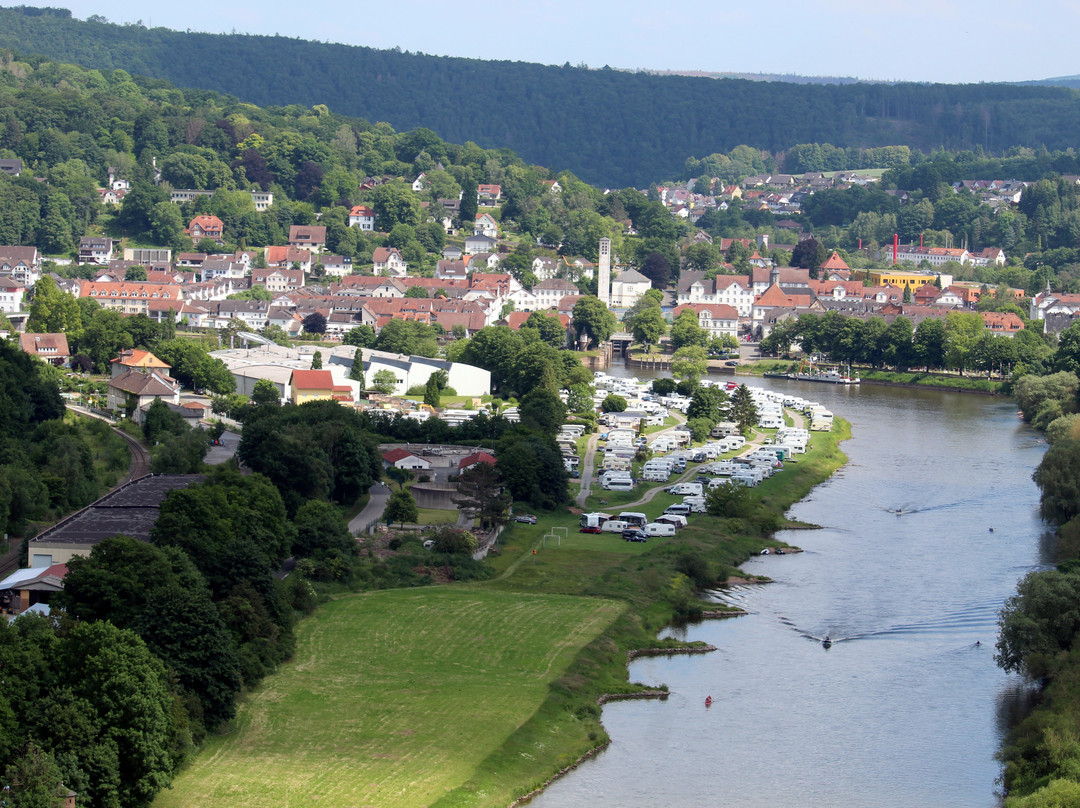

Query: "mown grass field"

xmin=154 ymin=588 xmax=623 ymax=808
xmin=157 ymin=414 xmax=850 ymax=808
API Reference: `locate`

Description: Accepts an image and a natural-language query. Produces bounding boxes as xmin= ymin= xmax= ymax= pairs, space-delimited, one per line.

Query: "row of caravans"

xmin=580 ymin=509 xmax=684 ymax=538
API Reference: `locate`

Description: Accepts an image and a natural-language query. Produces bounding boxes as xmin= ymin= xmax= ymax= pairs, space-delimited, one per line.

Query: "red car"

xmin=579 ymin=526 xmax=602 ymax=534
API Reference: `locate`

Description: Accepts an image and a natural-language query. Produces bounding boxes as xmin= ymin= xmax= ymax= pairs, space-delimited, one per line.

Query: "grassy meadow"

xmin=155 ymin=588 xmax=623 ymax=808
xmin=155 ymin=416 xmax=850 ymax=808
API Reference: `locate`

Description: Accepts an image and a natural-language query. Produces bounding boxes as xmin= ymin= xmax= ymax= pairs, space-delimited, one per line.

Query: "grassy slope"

xmin=155 ymin=588 xmax=623 ymax=808
xmin=156 ymin=419 xmax=850 ymax=808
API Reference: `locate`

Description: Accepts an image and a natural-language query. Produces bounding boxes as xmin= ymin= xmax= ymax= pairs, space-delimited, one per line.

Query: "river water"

xmin=528 ymin=370 xmax=1050 ymax=808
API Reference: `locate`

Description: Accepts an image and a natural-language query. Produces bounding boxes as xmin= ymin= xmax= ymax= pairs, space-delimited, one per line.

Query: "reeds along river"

xmin=527 ymin=374 xmax=1051 ymax=808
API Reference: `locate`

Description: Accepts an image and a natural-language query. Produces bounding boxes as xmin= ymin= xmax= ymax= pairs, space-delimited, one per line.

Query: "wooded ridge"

xmin=3 ymin=6 xmax=1080 ymax=187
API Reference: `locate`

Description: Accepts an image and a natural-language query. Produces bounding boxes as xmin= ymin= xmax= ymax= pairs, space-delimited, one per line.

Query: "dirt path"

xmin=574 ymin=432 xmax=601 ymax=507
xmin=578 ymin=413 xmax=689 ymax=509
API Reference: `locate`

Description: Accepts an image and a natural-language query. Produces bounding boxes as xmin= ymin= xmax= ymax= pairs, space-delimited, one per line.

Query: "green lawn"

xmin=154 ymin=588 xmax=623 ymax=808
xmin=415 ymin=507 xmax=458 ymax=525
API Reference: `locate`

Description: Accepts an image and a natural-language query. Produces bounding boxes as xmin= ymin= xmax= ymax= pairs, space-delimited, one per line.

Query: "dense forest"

xmin=3 ymin=7 xmax=1080 ymax=186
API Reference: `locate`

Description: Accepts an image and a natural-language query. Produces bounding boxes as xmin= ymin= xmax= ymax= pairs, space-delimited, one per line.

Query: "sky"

xmin=58 ymin=0 xmax=1080 ymax=85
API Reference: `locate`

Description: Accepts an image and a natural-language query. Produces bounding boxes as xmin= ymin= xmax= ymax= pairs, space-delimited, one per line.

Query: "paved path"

xmin=349 ymin=483 xmax=391 ymax=535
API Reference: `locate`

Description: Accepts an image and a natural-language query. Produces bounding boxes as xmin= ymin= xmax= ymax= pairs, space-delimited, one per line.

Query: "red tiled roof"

xmin=382 ymin=448 xmax=418 ymax=463
xmin=291 ymin=369 xmax=336 ymax=390
xmin=458 ymin=451 xmax=496 ymax=470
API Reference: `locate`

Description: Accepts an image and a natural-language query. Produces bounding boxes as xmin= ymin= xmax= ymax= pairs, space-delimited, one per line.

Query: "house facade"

xmin=348 ymin=205 xmax=376 ymax=230
xmin=0 ymin=276 xmax=26 ymax=312
xmin=78 ymin=237 xmax=114 ymax=265
xmin=671 ymin=303 xmax=739 ymax=339
xmin=610 ymin=268 xmax=651 ymax=308
xmin=373 ymin=247 xmax=408 ymax=277
xmin=185 ymin=215 xmax=225 ymax=242
xmin=288 ymin=225 xmax=327 ymax=251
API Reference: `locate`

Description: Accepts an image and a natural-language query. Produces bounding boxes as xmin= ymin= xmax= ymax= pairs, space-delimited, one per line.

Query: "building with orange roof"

xmin=289 ymin=369 xmax=353 ymax=405
xmin=348 ymin=205 xmax=375 ymax=230
xmin=981 ymin=311 xmax=1024 ymax=336
xmin=505 ymin=310 xmax=571 ymax=331
xmin=820 ymin=251 xmax=850 ymax=271
xmin=78 ymin=282 xmax=184 ymax=316
xmin=109 ymin=348 xmax=171 ymax=379
xmin=185 ymin=215 xmax=224 ymax=242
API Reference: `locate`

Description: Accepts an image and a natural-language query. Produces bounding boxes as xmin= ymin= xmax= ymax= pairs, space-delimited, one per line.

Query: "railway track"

xmin=66 ymin=405 xmax=151 ymax=483
xmin=113 ymin=423 xmax=151 ymax=482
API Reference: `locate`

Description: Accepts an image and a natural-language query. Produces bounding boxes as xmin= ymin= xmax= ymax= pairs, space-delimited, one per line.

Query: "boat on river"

xmin=786 ymin=360 xmax=860 ymax=385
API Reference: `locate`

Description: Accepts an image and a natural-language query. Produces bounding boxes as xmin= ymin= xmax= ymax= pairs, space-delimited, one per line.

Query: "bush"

xmin=430 ymin=527 xmax=478 ymax=555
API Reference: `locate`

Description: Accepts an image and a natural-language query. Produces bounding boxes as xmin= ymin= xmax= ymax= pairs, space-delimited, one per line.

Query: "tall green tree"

xmin=671 ymin=345 xmax=708 ymax=385
xmin=26 ymin=276 xmax=82 ymax=336
xmin=729 ymin=384 xmax=759 ymax=434
xmin=670 ymin=309 xmax=707 ymax=350
xmin=571 ymin=296 xmax=616 ymax=348
xmin=384 ymin=489 xmax=418 ymax=527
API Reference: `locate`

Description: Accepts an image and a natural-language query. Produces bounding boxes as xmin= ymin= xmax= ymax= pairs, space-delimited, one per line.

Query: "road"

xmin=349 ymin=482 xmax=391 ymax=535
xmin=575 ymin=412 xmax=687 ymax=509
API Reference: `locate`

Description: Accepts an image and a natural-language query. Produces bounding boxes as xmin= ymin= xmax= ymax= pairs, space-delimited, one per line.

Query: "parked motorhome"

xmin=655 ymin=513 xmax=688 ymax=529
xmin=683 ymin=496 xmax=707 ymax=513
xmin=668 ymin=482 xmax=703 ymax=497
xmin=709 ymin=421 xmax=738 ymax=438
xmin=619 ymin=512 xmax=647 ymax=527
xmin=580 ymin=512 xmax=612 ymax=529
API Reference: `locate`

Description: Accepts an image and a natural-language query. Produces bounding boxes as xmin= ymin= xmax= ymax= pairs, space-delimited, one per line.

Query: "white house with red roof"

xmin=381 ymin=448 xmax=432 ymax=471
xmin=474 ymin=212 xmax=499 ymax=238
xmin=458 ymin=451 xmax=496 ymax=472
xmin=348 ymin=205 xmax=376 ymax=230
xmin=477 ymin=184 xmax=501 ymax=204
xmin=672 ymin=303 xmax=739 ymax=339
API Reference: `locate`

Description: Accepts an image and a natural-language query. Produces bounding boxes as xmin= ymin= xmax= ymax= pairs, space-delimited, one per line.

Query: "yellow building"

xmin=864 ymin=268 xmax=949 ymax=289
xmin=289 ymin=369 xmax=353 ymax=405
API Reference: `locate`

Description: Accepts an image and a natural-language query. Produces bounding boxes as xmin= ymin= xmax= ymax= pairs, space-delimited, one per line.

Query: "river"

xmin=528 ymin=370 xmax=1050 ymax=808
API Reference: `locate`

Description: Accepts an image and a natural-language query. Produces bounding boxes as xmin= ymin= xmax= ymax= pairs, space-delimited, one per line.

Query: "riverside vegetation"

xmin=991 ymin=366 xmax=1080 ymax=805
xmin=154 ymin=413 xmax=849 ymax=807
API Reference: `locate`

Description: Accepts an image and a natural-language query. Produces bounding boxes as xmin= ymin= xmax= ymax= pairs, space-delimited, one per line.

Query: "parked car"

xmin=579 ymin=525 xmax=602 ymax=534
xmin=622 ymin=529 xmax=648 ymax=542
xmin=514 ymin=514 xmax=538 ymax=524
xmin=725 ymin=360 xmax=739 ymax=367
xmin=570 ymin=469 xmax=581 ymax=478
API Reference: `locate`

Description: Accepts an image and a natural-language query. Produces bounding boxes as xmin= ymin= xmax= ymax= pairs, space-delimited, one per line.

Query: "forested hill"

xmin=4 ymin=8 xmax=1080 ymax=187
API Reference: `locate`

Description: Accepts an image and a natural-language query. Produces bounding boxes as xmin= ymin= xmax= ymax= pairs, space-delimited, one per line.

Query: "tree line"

xmin=5 ymin=8 xmax=1080 ymax=187
xmin=978 ymin=323 xmax=1080 ymax=805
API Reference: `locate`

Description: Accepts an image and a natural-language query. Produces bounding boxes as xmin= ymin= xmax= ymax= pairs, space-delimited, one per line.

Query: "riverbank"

xmin=738 ymin=360 xmax=1007 ymax=395
xmin=155 ymin=413 xmax=851 ymax=808
xmin=434 ymin=416 xmax=851 ymax=806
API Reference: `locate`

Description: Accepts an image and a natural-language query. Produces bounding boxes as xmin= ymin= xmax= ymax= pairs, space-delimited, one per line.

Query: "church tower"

xmin=598 ymin=237 xmax=611 ymax=306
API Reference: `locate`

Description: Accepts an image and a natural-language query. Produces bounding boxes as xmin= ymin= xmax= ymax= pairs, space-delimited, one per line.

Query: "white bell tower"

xmin=598 ymin=237 xmax=611 ymax=307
